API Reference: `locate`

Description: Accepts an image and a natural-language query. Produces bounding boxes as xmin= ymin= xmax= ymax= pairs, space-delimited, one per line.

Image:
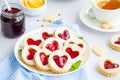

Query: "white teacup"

xmin=91 ymin=0 xmax=120 ymax=23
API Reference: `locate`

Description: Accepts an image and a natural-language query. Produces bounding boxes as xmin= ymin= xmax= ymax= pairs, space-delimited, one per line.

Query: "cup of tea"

xmin=91 ymin=0 xmax=120 ymax=23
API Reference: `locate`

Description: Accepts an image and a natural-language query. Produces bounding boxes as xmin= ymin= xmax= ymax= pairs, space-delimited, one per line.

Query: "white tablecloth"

xmin=0 ymin=0 xmax=120 ymax=80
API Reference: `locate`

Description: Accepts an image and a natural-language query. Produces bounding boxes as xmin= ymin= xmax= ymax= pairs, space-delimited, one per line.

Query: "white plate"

xmin=79 ymin=5 xmax=120 ymax=32
xmin=14 ymin=27 xmax=90 ymax=76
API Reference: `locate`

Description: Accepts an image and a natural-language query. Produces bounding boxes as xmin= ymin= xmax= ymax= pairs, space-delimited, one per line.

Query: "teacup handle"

xmin=87 ymin=8 xmax=96 ymax=18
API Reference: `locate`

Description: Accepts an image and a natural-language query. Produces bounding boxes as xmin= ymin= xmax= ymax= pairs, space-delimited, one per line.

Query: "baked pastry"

xmin=48 ymin=50 xmax=72 ymax=74
xmin=110 ymin=35 xmax=120 ymax=51
xmin=42 ymin=38 xmax=63 ymax=52
xmin=21 ymin=45 xmax=41 ymax=66
xmin=63 ymin=44 xmax=83 ymax=63
xmin=23 ymin=34 xmax=44 ymax=47
xmin=55 ymin=27 xmax=72 ymax=43
xmin=98 ymin=58 xmax=120 ymax=77
xmin=34 ymin=49 xmax=51 ymax=71
xmin=65 ymin=38 xmax=87 ymax=54
xmin=92 ymin=46 xmax=107 ymax=56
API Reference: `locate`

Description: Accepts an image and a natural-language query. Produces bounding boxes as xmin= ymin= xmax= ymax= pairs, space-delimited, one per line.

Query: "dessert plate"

xmin=14 ymin=27 xmax=90 ymax=76
xmin=79 ymin=5 xmax=120 ymax=32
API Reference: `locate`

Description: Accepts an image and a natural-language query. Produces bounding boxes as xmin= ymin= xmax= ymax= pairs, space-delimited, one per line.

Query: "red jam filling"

xmin=46 ymin=40 xmax=58 ymax=52
xmin=58 ymin=30 xmax=70 ymax=40
xmin=114 ymin=37 xmax=120 ymax=44
xmin=78 ymin=44 xmax=83 ymax=48
xmin=27 ymin=38 xmax=41 ymax=46
xmin=42 ymin=32 xmax=52 ymax=40
xmin=40 ymin=52 xmax=49 ymax=66
xmin=27 ymin=48 xmax=36 ymax=60
xmin=104 ymin=60 xmax=119 ymax=69
xmin=65 ymin=48 xmax=79 ymax=59
xmin=53 ymin=55 xmax=68 ymax=68
xmin=5 ymin=8 xmax=20 ymax=13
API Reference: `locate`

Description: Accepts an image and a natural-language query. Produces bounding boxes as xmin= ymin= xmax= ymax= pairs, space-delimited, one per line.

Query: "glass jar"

xmin=1 ymin=3 xmax=25 ymax=38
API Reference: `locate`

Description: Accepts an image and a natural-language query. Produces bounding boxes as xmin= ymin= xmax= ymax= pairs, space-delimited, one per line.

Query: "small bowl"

xmin=20 ymin=0 xmax=47 ymax=16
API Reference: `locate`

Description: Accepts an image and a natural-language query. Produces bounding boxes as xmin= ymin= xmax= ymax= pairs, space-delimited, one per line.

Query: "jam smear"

xmin=58 ymin=30 xmax=70 ymax=40
xmin=42 ymin=32 xmax=52 ymax=40
xmin=104 ymin=60 xmax=119 ymax=69
xmin=27 ymin=48 xmax=36 ymax=60
xmin=65 ymin=48 xmax=79 ymax=59
xmin=46 ymin=40 xmax=59 ymax=52
xmin=53 ymin=55 xmax=68 ymax=68
xmin=40 ymin=52 xmax=49 ymax=66
xmin=27 ymin=38 xmax=41 ymax=46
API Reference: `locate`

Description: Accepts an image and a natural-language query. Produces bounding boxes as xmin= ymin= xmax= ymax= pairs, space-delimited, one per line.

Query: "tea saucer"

xmin=79 ymin=6 xmax=120 ymax=32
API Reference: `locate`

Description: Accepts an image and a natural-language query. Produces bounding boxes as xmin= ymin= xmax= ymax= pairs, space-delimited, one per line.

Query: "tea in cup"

xmin=91 ymin=0 xmax=120 ymax=23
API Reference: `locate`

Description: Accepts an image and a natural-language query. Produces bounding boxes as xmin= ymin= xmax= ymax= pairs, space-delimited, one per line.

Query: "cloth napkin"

xmin=0 ymin=20 xmax=88 ymax=80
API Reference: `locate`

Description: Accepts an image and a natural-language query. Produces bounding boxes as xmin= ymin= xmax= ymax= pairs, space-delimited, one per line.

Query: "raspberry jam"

xmin=27 ymin=48 xmax=36 ymax=60
xmin=27 ymin=38 xmax=42 ymax=46
xmin=104 ymin=60 xmax=119 ymax=69
xmin=1 ymin=3 xmax=25 ymax=38
xmin=65 ymin=48 xmax=79 ymax=59
xmin=53 ymin=55 xmax=68 ymax=68
xmin=40 ymin=52 xmax=49 ymax=66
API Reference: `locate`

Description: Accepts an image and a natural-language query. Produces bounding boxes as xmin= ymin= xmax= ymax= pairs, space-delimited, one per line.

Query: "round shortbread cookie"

xmin=21 ymin=45 xmax=41 ymax=66
xmin=110 ymin=35 xmax=120 ymax=51
xmin=98 ymin=58 xmax=120 ymax=77
xmin=65 ymin=38 xmax=87 ymax=55
xmin=48 ymin=50 xmax=72 ymax=74
xmin=63 ymin=44 xmax=83 ymax=63
xmin=34 ymin=49 xmax=51 ymax=71
xmin=42 ymin=38 xmax=63 ymax=52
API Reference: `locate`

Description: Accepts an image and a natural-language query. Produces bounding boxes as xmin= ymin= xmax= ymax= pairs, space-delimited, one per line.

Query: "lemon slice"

xmin=22 ymin=0 xmax=30 ymax=8
xmin=28 ymin=0 xmax=44 ymax=8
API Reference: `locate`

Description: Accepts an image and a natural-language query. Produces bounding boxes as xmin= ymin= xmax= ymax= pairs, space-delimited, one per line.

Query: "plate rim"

xmin=14 ymin=27 xmax=90 ymax=76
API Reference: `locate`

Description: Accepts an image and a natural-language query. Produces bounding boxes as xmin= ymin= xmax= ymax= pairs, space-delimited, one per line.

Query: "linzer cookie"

xmin=42 ymin=38 xmax=63 ymax=52
xmin=110 ymin=35 xmax=120 ymax=51
xmin=65 ymin=38 xmax=87 ymax=54
xmin=63 ymin=44 xmax=83 ymax=63
xmin=34 ymin=49 xmax=51 ymax=71
xmin=55 ymin=27 xmax=73 ymax=43
xmin=98 ymin=58 xmax=120 ymax=77
xmin=21 ymin=45 xmax=40 ymax=66
xmin=48 ymin=50 xmax=72 ymax=74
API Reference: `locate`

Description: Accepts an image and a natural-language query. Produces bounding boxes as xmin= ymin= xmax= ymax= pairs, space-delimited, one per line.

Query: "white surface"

xmin=0 ymin=0 xmax=120 ymax=80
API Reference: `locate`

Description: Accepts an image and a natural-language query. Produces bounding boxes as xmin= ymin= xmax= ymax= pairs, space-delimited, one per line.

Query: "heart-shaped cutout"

xmin=53 ymin=55 xmax=68 ymax=68
xmin=104 ymin=60 xmax=119 ymax=69
xmin=46 ymin=40 xmax=58 ymax=52
xmin=114 ymin=37 xmax=120 ymax=44
xmin=27 ymin=48 xmax=37 ymax=60
xmin=27 ymin=38 xmax=42 ymax=46
xmin=65 ymin=48 xmax=79 ymax=59
xmin=58 ymin=30 xmax=70 ymax=40
xmin=42 ymin=32 xmax=52 ymax=40
xmin=39 ymin=52 xmax=49 ymax=66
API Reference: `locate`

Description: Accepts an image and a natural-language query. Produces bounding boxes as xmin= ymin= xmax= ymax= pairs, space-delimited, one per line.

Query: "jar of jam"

xmin=1 ymin=3 xmax=25 ymax=38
